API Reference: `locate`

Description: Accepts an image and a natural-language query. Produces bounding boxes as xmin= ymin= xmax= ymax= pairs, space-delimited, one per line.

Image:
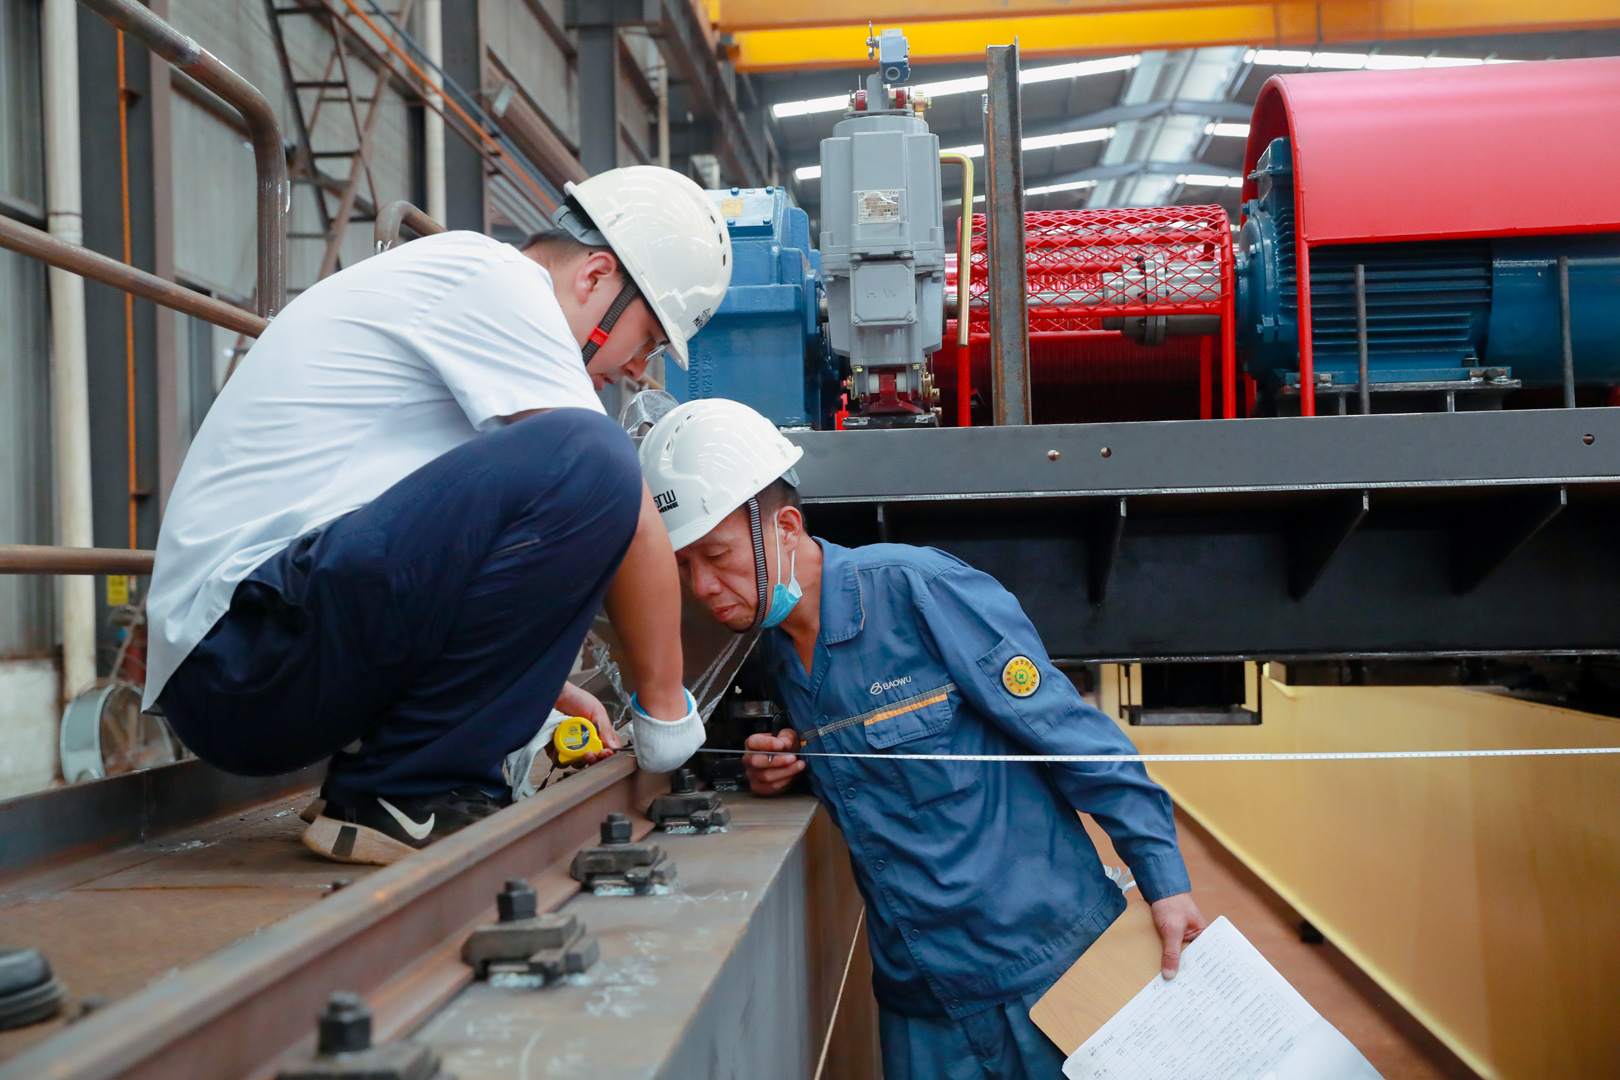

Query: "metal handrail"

xmin=78 ymin=0 xmax=287 ymax=319
xmin=0 ymin=546 xmax=156 ymax=576
xmin=0 ymin=215 xmax=269 ymax=338
xmin=375 ymin=199 xmax=448 ymax=253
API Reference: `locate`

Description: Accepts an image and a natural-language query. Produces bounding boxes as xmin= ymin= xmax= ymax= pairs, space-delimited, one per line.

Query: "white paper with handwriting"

xmin=1061 ymin=917 xmax=1384 ymax=1080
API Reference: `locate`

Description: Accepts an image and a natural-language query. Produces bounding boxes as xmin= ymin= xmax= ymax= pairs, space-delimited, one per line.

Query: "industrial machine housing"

xmin=661 ymin=48 xmax=1620 ymax=684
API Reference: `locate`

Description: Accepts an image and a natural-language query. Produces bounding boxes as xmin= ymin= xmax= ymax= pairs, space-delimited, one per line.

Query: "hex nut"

xmin=497 ymin=879 xmax=538 ymax=922
xmin=600 ymin=813 xmax=633 ymax=845
xmin=316 ymin=992 xmax=371 ymax=1055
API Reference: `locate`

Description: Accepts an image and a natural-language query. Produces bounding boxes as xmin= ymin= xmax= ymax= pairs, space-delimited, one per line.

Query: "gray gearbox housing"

xmin=818 ymin=110 xmax=944 ymax=413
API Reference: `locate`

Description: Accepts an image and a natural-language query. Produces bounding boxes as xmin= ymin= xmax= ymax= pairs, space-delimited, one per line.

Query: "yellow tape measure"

xmin=553 ymin=716 xmax=604 ymax=765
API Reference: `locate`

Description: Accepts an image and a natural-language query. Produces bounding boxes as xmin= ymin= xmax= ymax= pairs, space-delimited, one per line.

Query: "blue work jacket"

xmin=762 ymin=540 xmax=1191 ymax=1019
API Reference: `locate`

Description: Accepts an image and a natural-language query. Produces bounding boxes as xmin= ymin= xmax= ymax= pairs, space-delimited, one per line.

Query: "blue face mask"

xmin=760 ymin=514 xmax=802 ymax=628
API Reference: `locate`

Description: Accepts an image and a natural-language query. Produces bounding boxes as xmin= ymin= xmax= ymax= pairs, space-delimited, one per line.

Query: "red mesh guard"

xmin=958 ymin=205 xmax=1234 ymax=335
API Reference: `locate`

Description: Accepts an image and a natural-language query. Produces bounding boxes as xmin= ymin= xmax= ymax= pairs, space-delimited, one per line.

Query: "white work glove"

xmin=503 ymin=709 xmax=571 ymax=801
xmin=630 ymin=688 xmax=705 ymax=773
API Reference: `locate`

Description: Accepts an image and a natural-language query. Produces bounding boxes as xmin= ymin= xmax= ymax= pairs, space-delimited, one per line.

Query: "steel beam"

xmin=785 ymin=410 xmax=1620 ymax=658
xmin=1451 ymin=485 xmax=1568 ymax=596
xmin=0 ymin=758 xmax=322 ymax=879
xmin=439 ymin=0 xmax=485 ymax=231
xmin=1287 ymin=490 xmax=1369 ymax=599
xmin=983 ymin=43 xmax=1029 ymax=427
xmin=0 ymin=757 xmax=653 ymax=1080
xmin=567 ymin=0 xmax=649 ymax=175
xmin=731 ymin=1 xmax=1620 ymax=70
xmin=655 ymin=0 xmax=766 ymax=186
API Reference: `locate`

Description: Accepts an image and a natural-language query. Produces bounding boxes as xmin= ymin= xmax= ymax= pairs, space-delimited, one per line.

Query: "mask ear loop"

xmin=580 ymin=278 xmax=642 ymax=365
xmin=744 ymin=496 xmax=769 ymax=632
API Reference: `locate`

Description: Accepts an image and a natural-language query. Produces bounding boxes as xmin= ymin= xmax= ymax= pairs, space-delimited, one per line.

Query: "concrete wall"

xmin=1101 ymin=665 xmax=1620 ymax=1080
xmin=0 ymin=660 xmax=61 ymax=799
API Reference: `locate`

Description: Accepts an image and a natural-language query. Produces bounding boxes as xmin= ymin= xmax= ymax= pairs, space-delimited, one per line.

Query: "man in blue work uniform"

xmin=639 ymin=399 xmax=1207 ymax=1080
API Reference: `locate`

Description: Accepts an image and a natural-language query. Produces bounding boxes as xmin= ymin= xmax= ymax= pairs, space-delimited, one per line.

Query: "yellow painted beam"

xmin=732 ymin=0 xmax=1620 ymax=71
xmin=719 ymin=0 xmax=1238 ymax=33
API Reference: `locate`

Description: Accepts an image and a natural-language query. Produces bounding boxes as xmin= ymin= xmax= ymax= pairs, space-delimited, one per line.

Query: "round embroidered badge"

xmin=1002 ymin=656 xmax=1040 ymax=697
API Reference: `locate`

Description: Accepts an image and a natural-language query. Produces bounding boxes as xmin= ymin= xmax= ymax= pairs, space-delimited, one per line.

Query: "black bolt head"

xmin=670 ymin=768 xmax=696 ymax=794
xmin=601 ymin=812 xmax=633 ymax=845
xmin=497 ymin=879 xmax=538 ymax=922
xmin=317 ymin=991 xmax=371 ymax=1055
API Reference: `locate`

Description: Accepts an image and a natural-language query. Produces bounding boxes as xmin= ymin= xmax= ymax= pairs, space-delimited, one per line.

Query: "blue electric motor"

xmin=671 ymin=187 xmax=840 ymax=428
xmin=1236 ymin=137 xmax=1620 ymax=407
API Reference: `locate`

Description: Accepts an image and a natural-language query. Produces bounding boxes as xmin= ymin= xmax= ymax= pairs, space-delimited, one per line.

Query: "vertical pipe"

xmin=1559 ymin=255 xmax=1575 ymax=409
xmin=984 ymin=42 xmax=1029 ymax=426
xmin=422 ymin=0 xmax=447 ymax=224
xmin=1220 ymin=221 xmax=1236 ymax=418
xmin=1295 ymin=237 xmax=1316 ymax=417
xmin=1355 ymin=263 xmax=1370 ymax=415
xmin=1198 ymin=336 xmax=1212 ymax=420
xmin=148 ymin=2 xmax=180 ymax=511
xmin=940 ymin=153 xmax=973 ymax=427
xmin=44 ymin=0 xmax=99 ymax=699
xmin=116 ymin=30 xmax=139 ymax=547
xmin=656 ymin=55 xmax=670 ymax=169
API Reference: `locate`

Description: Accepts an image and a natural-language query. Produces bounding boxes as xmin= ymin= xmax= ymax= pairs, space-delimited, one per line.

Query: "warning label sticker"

xmin=856 ymin=189 xmax=903 ymax=224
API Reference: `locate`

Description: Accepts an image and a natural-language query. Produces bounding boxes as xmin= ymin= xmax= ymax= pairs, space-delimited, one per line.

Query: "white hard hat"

xmin=639 ymin=399 xmax=804 ymax=552
xmin=558 ymin=166 xmax=732 ymax=370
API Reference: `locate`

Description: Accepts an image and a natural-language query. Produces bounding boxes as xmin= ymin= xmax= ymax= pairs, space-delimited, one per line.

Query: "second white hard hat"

xmin=639 ymin=399 xmax=803 ymax=551
xmin=560 ymin=166 xmax=732 ymax=370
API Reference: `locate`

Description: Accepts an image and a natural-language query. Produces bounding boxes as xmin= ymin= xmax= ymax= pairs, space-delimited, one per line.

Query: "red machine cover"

xmin=1243 ymin=57 xmax=1620 ymax=245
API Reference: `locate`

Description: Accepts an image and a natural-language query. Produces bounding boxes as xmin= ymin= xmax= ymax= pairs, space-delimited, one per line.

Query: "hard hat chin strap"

xmin=744 ymin=496 xmax=770 ymax=633
xmin=580 ymin=278 xmax=642 ymax=366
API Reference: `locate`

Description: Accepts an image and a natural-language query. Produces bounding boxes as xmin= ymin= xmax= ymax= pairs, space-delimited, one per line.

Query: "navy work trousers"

xmin=159 ymin=409 xmax=642 ymax=805
xmin=879 ymin=985 xmax=1069 ymax=1080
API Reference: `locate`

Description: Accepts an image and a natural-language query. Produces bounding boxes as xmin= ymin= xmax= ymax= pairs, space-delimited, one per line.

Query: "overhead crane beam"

xmin=730 ymin=0 xmax=1620 ymax=70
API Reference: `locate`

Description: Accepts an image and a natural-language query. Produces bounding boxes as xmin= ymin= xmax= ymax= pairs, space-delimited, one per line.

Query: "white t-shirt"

xmin=143 ymin=231 xmax=605 ymax=709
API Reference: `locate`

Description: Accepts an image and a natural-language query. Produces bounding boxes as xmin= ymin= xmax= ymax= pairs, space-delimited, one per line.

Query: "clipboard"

xmin=1028 ymin=892 xmax=1164 ymax=1055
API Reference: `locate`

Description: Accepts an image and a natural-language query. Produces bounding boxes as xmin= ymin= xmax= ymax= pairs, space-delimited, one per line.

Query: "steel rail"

xmin=78 ymin=0 xmax=287 ymax=319
xmin=0 ymin=214 xmax=269 ymax=337
xmin=0 ymin=755 xmax=651 ymax=1080
xmin=374 ymin=199 xmax=448 ymax=254
xmin=0 ymin=544 xmax=156 ymax=576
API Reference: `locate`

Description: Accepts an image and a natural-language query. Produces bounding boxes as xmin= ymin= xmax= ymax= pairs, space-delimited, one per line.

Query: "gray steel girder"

xmin=786 ymin=409 xmax=1620 ymax=660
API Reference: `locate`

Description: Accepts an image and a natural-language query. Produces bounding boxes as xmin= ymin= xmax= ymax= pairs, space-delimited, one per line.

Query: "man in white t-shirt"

xmin=145 ymin=166 xmax=731 ymax=864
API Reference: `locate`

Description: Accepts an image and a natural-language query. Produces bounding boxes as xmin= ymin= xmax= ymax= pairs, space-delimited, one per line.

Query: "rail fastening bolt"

xmin=601 ymin=812 xmax=633 ymax=845
xmin=317 ymin=991 xmax=371 ymax=1055
xmin=497 ymin=878 xmax=538 ymax=922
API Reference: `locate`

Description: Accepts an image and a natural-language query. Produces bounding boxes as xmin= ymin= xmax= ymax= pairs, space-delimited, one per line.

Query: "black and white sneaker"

xmin=301 ymin=788 xmax=508 ymax=865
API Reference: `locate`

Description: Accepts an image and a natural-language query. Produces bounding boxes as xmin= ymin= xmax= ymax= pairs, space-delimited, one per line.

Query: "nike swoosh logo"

xmin=377 ymin=797 xmax=435 ymax=841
